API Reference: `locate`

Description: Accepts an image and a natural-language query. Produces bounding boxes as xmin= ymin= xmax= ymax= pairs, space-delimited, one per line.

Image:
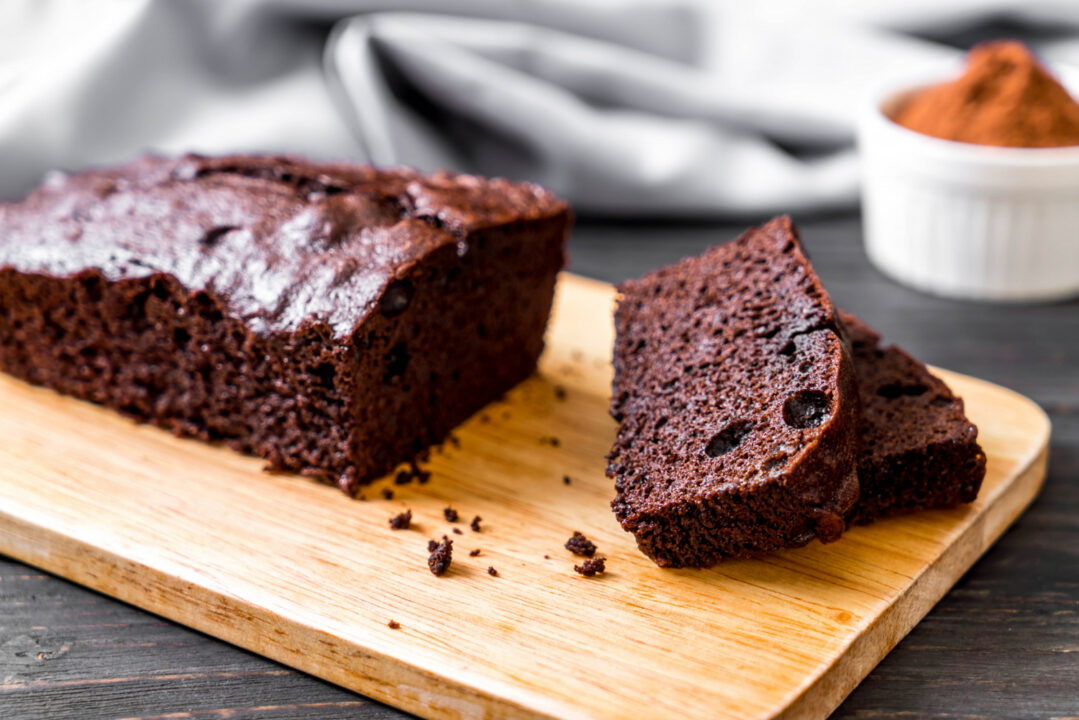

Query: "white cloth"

xmin=2 ymin=0 xmax=1078 ymax=215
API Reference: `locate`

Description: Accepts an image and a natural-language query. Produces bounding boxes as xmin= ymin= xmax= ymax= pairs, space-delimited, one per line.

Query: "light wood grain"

xmin=0 ymin=273 xmax=1050 ymax=720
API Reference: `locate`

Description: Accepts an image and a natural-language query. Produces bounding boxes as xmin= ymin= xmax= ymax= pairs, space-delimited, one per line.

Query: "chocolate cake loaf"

xmin=0 ymin=154 xmax=569 ymax=493
xmin=841 ymin=312 xmax=986 ymax=524
xmin=607 ymin=216 xmax=861 ymax=568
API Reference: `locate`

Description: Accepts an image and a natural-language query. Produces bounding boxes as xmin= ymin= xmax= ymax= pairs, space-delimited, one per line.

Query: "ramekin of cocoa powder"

xmin=859 ymin=41 xmax=1079 ymax=302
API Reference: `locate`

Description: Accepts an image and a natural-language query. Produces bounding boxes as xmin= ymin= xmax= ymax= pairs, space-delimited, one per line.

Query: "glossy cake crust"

xmin=0 ymin=154 xmax=570 ymax=492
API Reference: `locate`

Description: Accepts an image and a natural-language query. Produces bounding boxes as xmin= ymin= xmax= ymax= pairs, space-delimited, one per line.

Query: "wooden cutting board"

xmin=0 ymin=273 xmax=1049 ymax=720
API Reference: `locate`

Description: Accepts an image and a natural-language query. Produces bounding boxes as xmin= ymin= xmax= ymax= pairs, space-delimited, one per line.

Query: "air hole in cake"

xmin=151 ymin=278 xmax=170 ymax=300
xmin=383 ymin=342 xmax=409 ymax=383
xmin=314 ymin=362 xmax=336 ymax=389
xmin=783 ymin=390 xmax=831 ymax=429
xmin=379 ymin=278 xmax=413 ymax=318
xmin=704 ymin=420 xmax=753 ymax=458
xmin=779 ymin=341 xmax=797 ymax=357
xmin=82 ymin=275 xmax=103 ymax=302
xmin=174 ymin=327 xmax=191 ymax=347
xmin=876 ymin=383 xmax=929 ymax=399
xmin=200 ymin=225 xmax=240 ymax=248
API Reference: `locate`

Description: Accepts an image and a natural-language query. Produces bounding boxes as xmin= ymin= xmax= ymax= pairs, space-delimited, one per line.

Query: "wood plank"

xmin=0 ymin=273 xmax=1050 ymax=720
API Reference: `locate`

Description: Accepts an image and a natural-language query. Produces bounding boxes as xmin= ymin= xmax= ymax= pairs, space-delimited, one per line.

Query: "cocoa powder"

xmin=893 ymin=41 xmax=1079 ymax=148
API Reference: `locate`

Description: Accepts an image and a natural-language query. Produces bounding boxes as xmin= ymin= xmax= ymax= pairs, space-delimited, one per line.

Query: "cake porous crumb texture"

xmin=607 ymin=216 xmax=861 ymax=568
xmin=842 ymin=312 xmax=986 ymax=524
xmin=0 ymin=154 xmax=569 ymax=492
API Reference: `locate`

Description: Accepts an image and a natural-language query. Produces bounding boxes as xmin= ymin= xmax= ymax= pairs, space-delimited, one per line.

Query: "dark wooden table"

xmin=2 ymin=214 xmax=1077 ymax=719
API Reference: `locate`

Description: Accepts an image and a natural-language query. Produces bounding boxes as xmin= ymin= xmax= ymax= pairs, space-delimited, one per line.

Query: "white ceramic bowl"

xmin=858 ymin=85 xmax=1079 ymax=301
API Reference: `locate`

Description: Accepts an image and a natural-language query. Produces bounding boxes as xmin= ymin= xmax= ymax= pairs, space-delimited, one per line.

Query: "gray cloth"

xmin=2 ymin=0 xmax=1077 ymax=215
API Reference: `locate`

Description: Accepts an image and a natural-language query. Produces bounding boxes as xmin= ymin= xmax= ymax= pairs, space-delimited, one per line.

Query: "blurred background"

xmin=4 ymin=0 xmax=1079 ymax=214
xmin=1 ymin=1 xmax=1078 ymax=719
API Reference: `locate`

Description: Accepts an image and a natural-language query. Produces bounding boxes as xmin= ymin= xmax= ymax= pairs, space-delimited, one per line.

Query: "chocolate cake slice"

xmin=607 ymin=216 xmax=861 ymax=568
xmin=841 ymin=312 xmax=986 ymax=524
xmin=0 ymin=154 xmax=569 ymax=493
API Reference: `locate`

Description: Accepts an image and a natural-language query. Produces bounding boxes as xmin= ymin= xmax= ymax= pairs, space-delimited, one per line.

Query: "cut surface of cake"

xmin=607 ymin=216 xmax=861 ymax=568
xmin=841 ymin=312 xmax=986 ymax=524
xmin=0 ymin=154 xmax=569 ymax=492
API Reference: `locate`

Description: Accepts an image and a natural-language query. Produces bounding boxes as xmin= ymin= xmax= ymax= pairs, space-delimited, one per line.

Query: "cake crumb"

xmin=565 ymin=531 xmax=597 ymax=557
xmin=562 ymin=475 xmax=572 ymax=485
xmin=381 ymin=488 xmax=394 ymax=500
xmin=487 ymin=566 xmax=499 ymax=577
xmin=443 ymin=507 xmax=459 ymax=522
xmin=469 ymin=549 xmax=481 ymax=557
xmin=387 ymin=620 xmax=401 ymax=629
xmin=574 ymin=557 xmax=606 ymax=577
xmin=544 ymin=554 xmax=550 ymax=560
xmin=539 ymin=435 xmax=561 ymax=447
xmin=428 ymin=536 xmax=453 ymax=576
xmin=470 ymin=515 xmax=482 ymax=532
xmin=452 ymin=528 xmax=463 ymax=535
xmin=395 ymin=461 xmax=432 ymax=486
xmin=388 ymin=510 xmax=412 ymax=530
xmin=427 ymin=539 xmax=439 ymax=552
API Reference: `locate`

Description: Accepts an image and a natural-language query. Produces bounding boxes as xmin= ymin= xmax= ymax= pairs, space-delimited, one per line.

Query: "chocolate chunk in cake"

xmin=565 ymin=531 xmax=597 ymax=557
xmin=574 ymin=557 xmax=606 ymax=576
xmin=608 ymin=216 xmax=861 ymax=568
xmin=0 ymin=154 xmax=569 ymax=493
xmin=428 ymin=536 xmax=453 ymax=576
xmin=840 ymin=311 xmax=986 ymax=524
